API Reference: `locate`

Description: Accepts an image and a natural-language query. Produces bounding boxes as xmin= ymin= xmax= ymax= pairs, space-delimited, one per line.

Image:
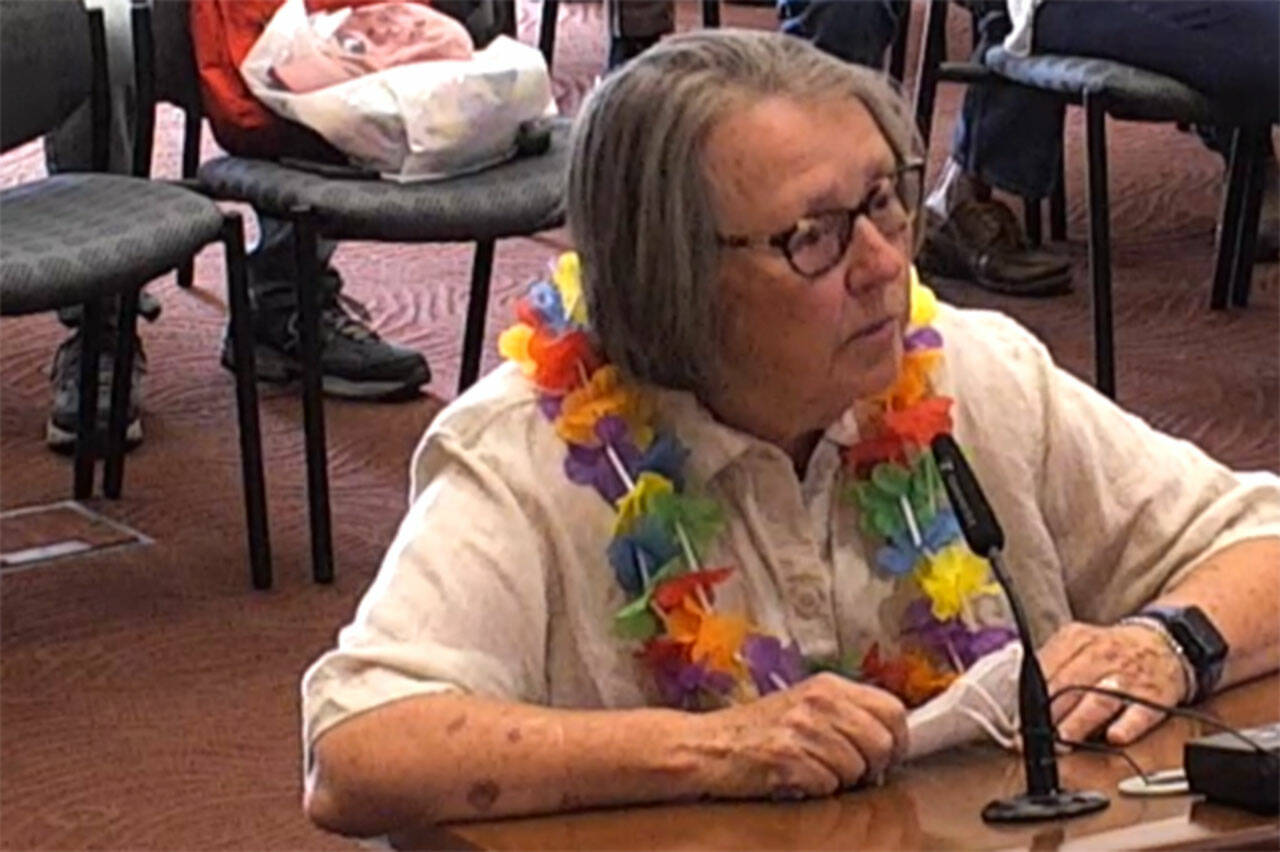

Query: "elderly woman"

xmin=301 ymin=30 xmax=1280 ymax=836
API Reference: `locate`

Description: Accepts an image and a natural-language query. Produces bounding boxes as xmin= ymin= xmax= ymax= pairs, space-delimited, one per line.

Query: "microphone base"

xmin=982 ymin=790 xmax=1109 ymax=823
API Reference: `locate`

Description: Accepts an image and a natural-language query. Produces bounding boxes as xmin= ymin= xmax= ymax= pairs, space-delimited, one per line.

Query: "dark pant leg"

xmin=247 ymin=216 xmax=340 ymax=314
xmin=778 ymin=0 xmax=900 ymax=69
xmin=950 ymin=5 xmax=1067 ymax=200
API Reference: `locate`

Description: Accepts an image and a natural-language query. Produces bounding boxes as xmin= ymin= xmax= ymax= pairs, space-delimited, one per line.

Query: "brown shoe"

xmin=919 ymin=199 xmax=1073 ymax=297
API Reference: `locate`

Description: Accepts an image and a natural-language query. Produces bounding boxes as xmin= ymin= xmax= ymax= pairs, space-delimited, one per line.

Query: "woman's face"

xmin=704 ymin=95 xmax=913 ymax=438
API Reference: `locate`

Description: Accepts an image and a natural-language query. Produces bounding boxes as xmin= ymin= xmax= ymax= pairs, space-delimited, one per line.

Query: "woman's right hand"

xmin=690 ymin=673 xmax=909 ymax=801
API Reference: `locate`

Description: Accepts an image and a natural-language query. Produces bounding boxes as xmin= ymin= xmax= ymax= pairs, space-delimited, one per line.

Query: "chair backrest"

xmin=0 ymin=0 xmax=104 ymax=155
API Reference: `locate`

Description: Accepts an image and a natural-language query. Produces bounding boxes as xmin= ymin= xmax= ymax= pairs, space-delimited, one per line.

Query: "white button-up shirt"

xmin=302 ymin=304 xmax=1280 ymax=755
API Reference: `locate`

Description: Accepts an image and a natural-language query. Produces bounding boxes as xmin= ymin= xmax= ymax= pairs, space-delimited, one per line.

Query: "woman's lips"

xmin=847 ymin=315 xmax=896 ymax=343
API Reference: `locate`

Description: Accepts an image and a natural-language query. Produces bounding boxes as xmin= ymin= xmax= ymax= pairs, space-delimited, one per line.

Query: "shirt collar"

xmin=648 ymin=386 xmax=869 ymax=486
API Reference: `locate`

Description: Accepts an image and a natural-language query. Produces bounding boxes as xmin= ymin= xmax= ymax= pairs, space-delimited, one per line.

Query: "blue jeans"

xmin=781 ymin=0 xmax=1280 ymax=200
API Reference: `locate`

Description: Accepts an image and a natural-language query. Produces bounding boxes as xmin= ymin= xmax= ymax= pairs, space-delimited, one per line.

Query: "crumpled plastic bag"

xmin=240 ymin=0 xmax=556 ymax=182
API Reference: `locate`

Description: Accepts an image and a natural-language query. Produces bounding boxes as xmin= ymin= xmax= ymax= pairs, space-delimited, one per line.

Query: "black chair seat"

xmin=197 ymin=119 xmax=571 ymax=242
xmin=0 ymin=173 xmax=223 ymax=316
xmin=983 ymin=47 xmax=1220 ymax=124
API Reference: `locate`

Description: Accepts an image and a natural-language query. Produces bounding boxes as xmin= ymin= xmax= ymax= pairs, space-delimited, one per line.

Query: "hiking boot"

xmin=221 ymin=293 xmax=430 ymax=401
xmin=46 ymin=330 xmax=144 ymax=454
xmin=918 ymin=199 xmax=1073 ymax=297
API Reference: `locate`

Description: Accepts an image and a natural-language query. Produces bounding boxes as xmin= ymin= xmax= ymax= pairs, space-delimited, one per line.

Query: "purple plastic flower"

xmin=653 ymin=659 xmax=737 ymax=709
xmin=742 ymin=634 xmax=808 ymax=696
xmin=563 ymin=416 xmax=642 ymax=504
xmin=537 ymin=394 xmax=563 ymax=421
xmin=902 ymin=599 xmax=1016 ymax=669
xmin=905 ymin=326 xmax=944 ymax=352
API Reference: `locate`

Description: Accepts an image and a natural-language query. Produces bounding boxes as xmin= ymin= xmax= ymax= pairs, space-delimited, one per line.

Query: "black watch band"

xmin=1140 ymin=605 xmax=1228 ymax=703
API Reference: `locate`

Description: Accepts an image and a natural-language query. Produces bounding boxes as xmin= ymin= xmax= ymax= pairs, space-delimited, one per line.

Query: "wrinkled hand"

xmin=694 ymin=673 xmax=908 ymax=800
xmin=1039 ymin=621 xmax=1188 ymax=747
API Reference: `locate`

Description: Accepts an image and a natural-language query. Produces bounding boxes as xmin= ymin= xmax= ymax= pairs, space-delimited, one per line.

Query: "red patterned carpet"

xmin=1 ymin=2 xmax=1276 ymax=848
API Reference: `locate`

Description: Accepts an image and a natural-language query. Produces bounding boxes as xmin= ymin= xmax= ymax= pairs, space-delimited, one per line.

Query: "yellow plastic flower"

xmin=876 ymin=348 xmax=942 ymax=409
xmin=553 ymin=252 xmax=588 ymax=326
xmin=497 ymin=323 xmax=536 ymax=375
xmin=556 ymin=364 xmax=654 ymax=448
xmin=915 ymin=543 xmax=998 ymax=620
xmin=613 ymin=472 xmax=674 ymax=537
xmin=909 ymin=268 xmax=938 ymax=327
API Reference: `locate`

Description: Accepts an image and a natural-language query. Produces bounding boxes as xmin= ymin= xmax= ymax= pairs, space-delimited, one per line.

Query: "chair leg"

xmin=1023 ymin=197 xmax=1042 ymax=248
xmin=1211 ymin=127 xmax=1249 ymax=310
xmin=887 ymin=0 xmax=910 ymax=85
xmin=458 ymin=239 xmax=496 ymax=396
xmin=102 ymin=290 xmax=140 ymax=499
xmin=1229 ymin=127 xmax=1266 ymax=309
xmin=176 ymin=108 xmax=202 ymax=290
xmin=291 ymin=205 xmax=334 ymax=584
xmin=73 ymin=299 xmax=104 ymax=499
xmin=1049 ymin=149 xmax=1067 ymax=241
xmin=223 ymin=212 xmax=273 ymax=590
xmin=912 ymin=0 xmax=947 ymax=150
xmin=1083 ymin=93 xmax=1115 ymax=399
xmin=537 ymin=0 xmax=558 ymax=71
xmin=702 ymin=0 xmax=720 ymax=28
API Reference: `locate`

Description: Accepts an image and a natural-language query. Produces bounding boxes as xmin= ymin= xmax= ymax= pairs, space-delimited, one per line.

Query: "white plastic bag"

xmin=239 ymin=0 xmax=556 ymax=182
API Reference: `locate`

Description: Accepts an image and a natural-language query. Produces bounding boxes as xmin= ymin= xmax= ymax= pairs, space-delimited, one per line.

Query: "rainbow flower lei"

xmin=499 ymin=253 xmax=1015 ymax=710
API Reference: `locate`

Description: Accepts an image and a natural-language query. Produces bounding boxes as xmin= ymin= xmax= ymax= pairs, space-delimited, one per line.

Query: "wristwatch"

xmin=1138 ymin=605 xmax=1228 ymax=704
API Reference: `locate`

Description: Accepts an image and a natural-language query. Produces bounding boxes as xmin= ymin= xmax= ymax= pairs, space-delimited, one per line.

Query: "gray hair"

xmin=567 ymin=28 xmax=922 ymax=398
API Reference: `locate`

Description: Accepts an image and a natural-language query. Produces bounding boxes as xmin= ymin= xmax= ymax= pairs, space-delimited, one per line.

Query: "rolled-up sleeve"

xmin=1035 ymin=353 xmax=1280 ymax=624
xmin=301 ymin=431 xmax=551 ymax=753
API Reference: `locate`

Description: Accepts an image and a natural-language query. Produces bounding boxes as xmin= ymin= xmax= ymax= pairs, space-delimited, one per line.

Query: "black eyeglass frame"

xmin=716 ymin=160 xmax=925 ymax=278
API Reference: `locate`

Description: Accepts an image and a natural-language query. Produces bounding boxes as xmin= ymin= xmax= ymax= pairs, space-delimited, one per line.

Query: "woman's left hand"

xmin=1038 ymin=621 xmax=1189 ymax=746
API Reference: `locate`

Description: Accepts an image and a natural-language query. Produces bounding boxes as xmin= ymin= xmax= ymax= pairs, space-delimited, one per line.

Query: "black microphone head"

xmin=930 ymin=434 xmax=1005 ymax=557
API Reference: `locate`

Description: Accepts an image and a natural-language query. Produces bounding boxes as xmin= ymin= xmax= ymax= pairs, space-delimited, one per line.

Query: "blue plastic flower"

xmin=528 ymin=280 xmax=570 ymax=333
xmin=608 ymin=515 xmax=680 ymax=595
xmin=875 ymin=508 xmax=962 ymax=576
xmin=636 ymin=432 xmax=689 ymax=491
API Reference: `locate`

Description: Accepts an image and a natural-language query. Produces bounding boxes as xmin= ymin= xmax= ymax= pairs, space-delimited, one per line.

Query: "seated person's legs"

xmin=607 ymin=0 xmax=674 ymax=69
xmin=778 ymin=0 xmax=901 ymax=68
xmin=43 ymin=104 xmax=151 ymax=452
xmin=43 ymin=127 xmax=430 ymax=455
xmin=226 ymin=217 xmax=429 ymax=400
xmin=922 ymin=6 xmax=1073 ymax=296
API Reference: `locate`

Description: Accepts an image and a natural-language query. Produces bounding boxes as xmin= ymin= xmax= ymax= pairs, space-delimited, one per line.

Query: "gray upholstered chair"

xmin=912 ymin=0 xmax=1272 ymax=398
xmin=0 ymin=0 xmax=272 ymax=588
xmin=134 ymin=1 xmax=568 ymax=582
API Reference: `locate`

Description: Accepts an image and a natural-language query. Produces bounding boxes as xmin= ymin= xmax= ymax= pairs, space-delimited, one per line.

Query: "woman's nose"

xmin=845 ymin=216 xmax=906 ymax=296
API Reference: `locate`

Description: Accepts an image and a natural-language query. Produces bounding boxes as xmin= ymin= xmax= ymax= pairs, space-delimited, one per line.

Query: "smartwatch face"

xmin=1174 ymin=607 xmax=1228 ymax=665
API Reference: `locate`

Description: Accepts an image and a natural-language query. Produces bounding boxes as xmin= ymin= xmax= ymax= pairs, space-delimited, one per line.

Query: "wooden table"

xmin=403 ymin=675 xmax=1279 ymax=851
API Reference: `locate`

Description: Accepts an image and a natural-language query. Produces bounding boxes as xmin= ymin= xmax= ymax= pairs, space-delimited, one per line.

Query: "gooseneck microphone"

xmin=931 ymin=434 xmax=1109 ymax=823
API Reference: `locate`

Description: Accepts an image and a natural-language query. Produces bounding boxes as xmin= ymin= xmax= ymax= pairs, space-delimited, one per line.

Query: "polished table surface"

xmin=402 ymin=675 xmax=1279 ymax=851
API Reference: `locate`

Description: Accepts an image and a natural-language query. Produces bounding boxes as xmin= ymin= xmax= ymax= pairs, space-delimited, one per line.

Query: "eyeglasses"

xmin=716 ymin=160 xmax=924 ymax=278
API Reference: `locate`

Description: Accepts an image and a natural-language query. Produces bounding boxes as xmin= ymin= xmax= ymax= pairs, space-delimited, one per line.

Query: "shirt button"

xmin=793 ymin=586 xmax=823 ymax=619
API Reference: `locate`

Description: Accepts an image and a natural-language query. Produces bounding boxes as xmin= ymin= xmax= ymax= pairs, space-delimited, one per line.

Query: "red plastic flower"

xmin=884 ymin=396 xmax=953 ymax=448
xmin=652 ymin=566 xmax=735 ymax=611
